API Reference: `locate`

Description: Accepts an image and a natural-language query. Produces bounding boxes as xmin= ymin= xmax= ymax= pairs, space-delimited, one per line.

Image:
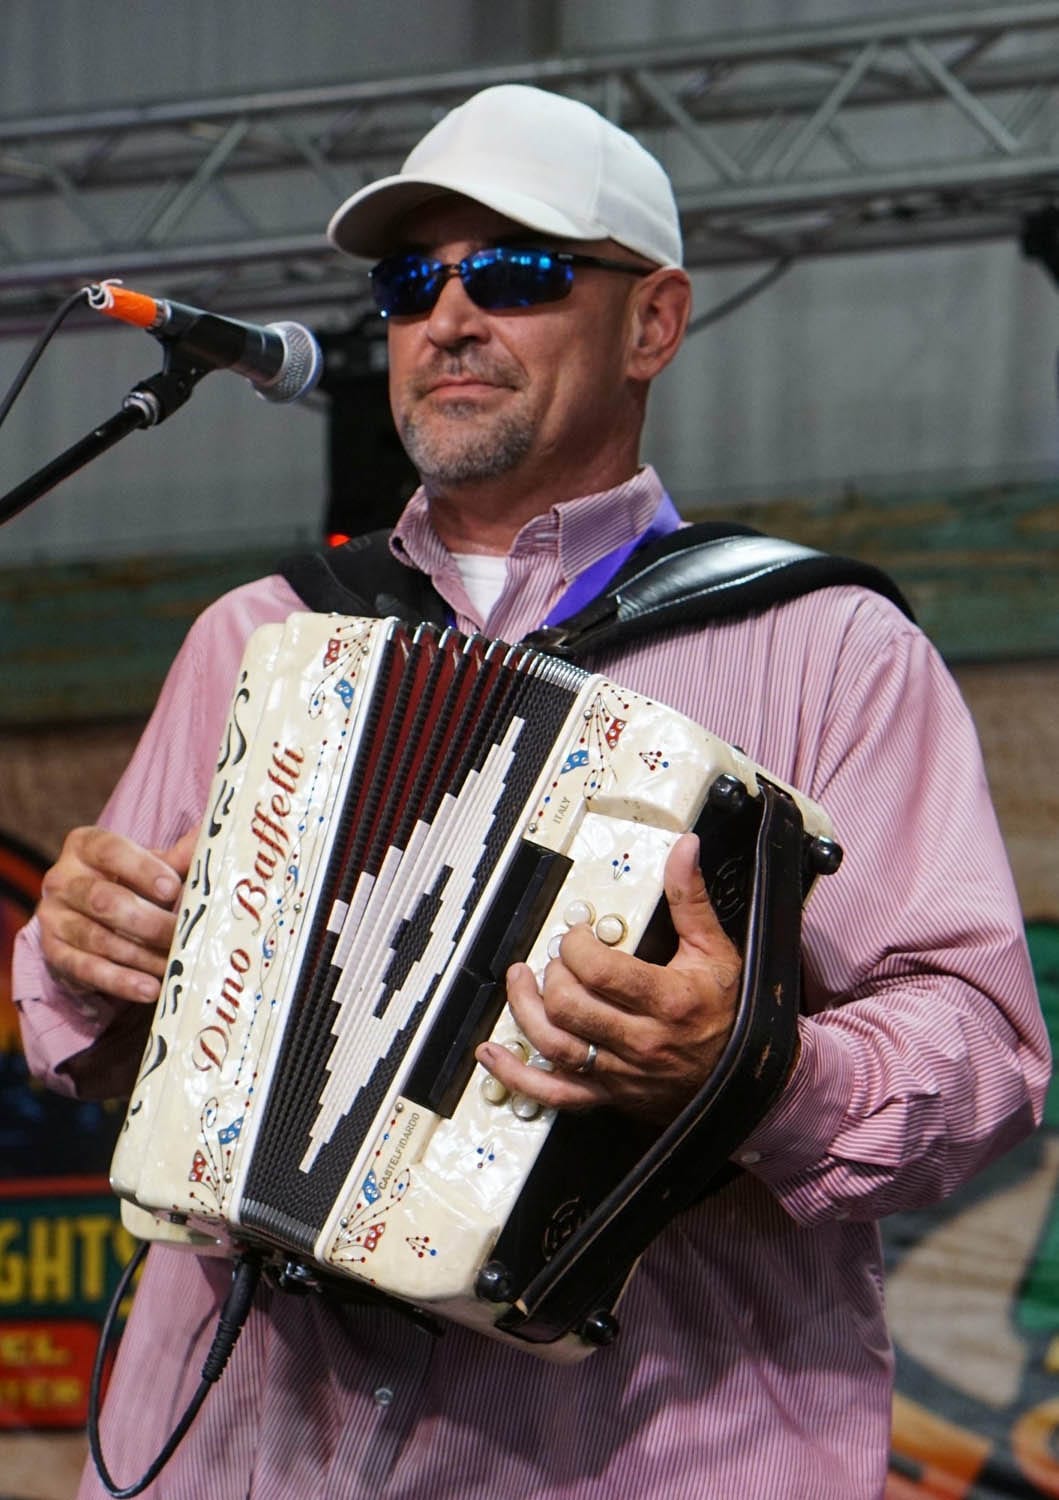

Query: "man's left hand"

xmin=475 ymin=833 xmax=742 ymax=1125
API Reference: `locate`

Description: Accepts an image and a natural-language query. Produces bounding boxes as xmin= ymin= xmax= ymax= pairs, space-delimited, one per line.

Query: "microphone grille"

xmin=262 ymin=321 xmax=324 ymax=403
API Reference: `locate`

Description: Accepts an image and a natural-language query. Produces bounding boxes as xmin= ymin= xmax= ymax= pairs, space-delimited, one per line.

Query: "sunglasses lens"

xmin=370 ymin=254 xmax=444 ymax=317
xmin=465 ymin=248 xmax=573 ymax=309
xmin=369 ymin=247 xmax=576 ymax=316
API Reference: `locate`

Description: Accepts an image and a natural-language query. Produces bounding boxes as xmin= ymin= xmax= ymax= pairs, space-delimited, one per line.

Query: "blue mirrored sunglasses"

xmin=369 ymin=245 xmax=650 ymax=318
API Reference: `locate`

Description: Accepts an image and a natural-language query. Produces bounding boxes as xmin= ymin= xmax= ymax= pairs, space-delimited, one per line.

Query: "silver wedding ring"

xmin=574 ymin=1040 xmax=598 ymax=1075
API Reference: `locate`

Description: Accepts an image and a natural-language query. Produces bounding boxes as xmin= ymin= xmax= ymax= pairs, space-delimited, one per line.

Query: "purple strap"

xmin=541 ymin=491 xmax=683 ymax=627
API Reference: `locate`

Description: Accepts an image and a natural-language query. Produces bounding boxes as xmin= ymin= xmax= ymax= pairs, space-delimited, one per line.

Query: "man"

xmin=14 ymin=84 xmax=1048 ymax=1500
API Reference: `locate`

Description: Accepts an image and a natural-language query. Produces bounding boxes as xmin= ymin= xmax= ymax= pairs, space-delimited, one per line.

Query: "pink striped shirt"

xmin=14 ymin=466 xmax=1048 ymax=1499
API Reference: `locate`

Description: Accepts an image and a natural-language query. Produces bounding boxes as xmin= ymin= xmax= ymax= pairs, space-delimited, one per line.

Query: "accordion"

xmin=112 ymin=612 xmax=840 ymax=1356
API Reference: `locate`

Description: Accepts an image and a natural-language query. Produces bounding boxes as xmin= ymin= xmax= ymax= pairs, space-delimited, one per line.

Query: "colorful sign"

xmin=885 ymin=923 xmax=1059 ymax=1498
xmin=0 ymin=832 xmax=131 ymax=1436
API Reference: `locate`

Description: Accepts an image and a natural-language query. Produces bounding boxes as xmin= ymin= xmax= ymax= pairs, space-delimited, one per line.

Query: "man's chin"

xmin=415 ymin=454 xmax=521 ymax=488
xmin=401 ymin=417 xmax=533 ymax=488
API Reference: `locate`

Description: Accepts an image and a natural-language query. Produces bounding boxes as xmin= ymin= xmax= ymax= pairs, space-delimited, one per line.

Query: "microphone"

xmin=86 ymin=282 xmax=323 ymax=403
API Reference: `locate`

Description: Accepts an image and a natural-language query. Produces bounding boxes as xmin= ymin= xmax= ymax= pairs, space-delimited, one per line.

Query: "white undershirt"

xmin=451 ymin=552 xmax=508 ymax=620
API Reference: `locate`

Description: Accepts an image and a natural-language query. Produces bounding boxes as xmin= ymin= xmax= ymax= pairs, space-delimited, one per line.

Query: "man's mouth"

xmin=424 ymin=375 xmax=500 ymax=395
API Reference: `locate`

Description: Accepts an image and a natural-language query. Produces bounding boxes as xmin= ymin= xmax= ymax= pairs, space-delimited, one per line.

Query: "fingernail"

xmin=154 ymin=874 xmax=179 ymax=901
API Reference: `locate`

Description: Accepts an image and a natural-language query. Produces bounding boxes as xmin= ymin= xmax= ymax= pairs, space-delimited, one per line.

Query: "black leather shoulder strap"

xmin=278 ymin=528 xmax=450 ymax=626
xmin=522 ymin=523 xmax=915 ymax=658
xmin=278 ymin=520 xmax=914 ymax=657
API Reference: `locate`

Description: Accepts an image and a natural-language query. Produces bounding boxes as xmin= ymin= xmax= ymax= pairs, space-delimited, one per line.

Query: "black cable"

xmin=682 ymin=198 xmax=888 ymax=339
xmin=0 ymin=286 xmax=93 ymax=431
xmin=88 ymin=1244 xmax=262 ymax=1499
xmin=685 ymin=255 xmax=798 ymax=337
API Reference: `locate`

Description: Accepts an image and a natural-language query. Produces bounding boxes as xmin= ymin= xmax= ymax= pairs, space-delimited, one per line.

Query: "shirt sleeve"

xmin=735 ymin=600 xmax=1051 ymax=1225
xmin=12 ymin=577 xmax=297 ymax=1100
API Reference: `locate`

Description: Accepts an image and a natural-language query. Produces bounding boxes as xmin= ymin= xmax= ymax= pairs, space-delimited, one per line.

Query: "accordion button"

xmin=511 ymin=1094 xmax=542 ymax=1120
xmin=595 ymin=914 xmax=628 ymax=946
xmin=547 ymin=933 xmax=563 ymax=960
xmin=481 ymin=1076 xmax=509 ymax=1106
xmin=563 ymin=899 xmax=595 ymax=928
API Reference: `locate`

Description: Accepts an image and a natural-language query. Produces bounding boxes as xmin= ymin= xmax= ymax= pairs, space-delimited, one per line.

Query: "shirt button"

xmin=738 ymin=1149 xmax=762 ymax=1165
xmin=374 ymin=1386 xmax=394 ymax=1407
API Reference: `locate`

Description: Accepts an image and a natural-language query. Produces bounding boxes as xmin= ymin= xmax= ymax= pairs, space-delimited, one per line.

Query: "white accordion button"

xmin=563 ymin=899 xmax=595 ymax=928
xmin=595 ymin=913 xmax=628 ymax=946
xmin=480 ymin=1039 xmax=530 ymax=1106
xmin=481 ymin=1075 xmax=509 ymax=1106
xmin=511 ymin=1094 xmax=542 ymax=1120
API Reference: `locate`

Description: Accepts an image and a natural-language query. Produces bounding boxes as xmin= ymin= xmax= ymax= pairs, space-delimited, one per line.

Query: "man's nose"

xmin=425 ymin=271 xmax=489 ymax=347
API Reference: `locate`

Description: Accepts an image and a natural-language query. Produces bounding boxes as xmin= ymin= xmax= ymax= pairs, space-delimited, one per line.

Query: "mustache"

xmin=408 ymin=353 xmax=524 ymax=398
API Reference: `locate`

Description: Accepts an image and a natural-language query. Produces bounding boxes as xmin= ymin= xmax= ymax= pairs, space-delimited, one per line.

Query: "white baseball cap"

xmin=327 ymin=83 xmax=683 ymax=268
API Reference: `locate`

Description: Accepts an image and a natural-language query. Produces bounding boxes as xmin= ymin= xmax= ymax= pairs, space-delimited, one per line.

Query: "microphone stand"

xmin=0 ymin=351 xmax=209 ymax=527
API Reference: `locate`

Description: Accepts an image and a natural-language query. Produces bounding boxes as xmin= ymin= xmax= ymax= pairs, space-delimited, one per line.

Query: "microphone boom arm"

xmin=0 ymin=353 xmax=209 ymax=527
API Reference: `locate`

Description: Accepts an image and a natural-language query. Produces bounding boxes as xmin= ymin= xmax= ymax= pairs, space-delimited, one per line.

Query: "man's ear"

xmin=626 ymin=268 xmax=692 ymax=382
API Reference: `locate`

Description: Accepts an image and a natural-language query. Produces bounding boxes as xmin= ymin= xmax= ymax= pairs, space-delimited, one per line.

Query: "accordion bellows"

xmin=111 ymin=613 xmax=835 ymax=1354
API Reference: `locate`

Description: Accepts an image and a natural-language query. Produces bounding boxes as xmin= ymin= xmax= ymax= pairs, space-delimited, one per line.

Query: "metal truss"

xmin=2 ymin=1 xmax=1059 ymax=338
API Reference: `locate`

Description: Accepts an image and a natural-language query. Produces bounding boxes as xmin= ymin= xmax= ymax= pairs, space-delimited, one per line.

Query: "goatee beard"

xmin=399 ymin=406 xmax=534 ymax=487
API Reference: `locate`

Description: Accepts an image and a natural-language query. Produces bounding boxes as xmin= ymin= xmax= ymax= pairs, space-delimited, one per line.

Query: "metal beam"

xmin=2 ymin=2 xmax=1059 ymax=337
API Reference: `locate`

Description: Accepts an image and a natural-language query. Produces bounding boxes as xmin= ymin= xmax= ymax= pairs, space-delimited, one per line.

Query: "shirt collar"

xmin=391 ymin=465 xmax=670 ymax=582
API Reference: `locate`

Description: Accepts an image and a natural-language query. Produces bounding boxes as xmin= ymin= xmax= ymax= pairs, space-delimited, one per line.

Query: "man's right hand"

xmin=37 ymin=826 xmax=197 ymax=1005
